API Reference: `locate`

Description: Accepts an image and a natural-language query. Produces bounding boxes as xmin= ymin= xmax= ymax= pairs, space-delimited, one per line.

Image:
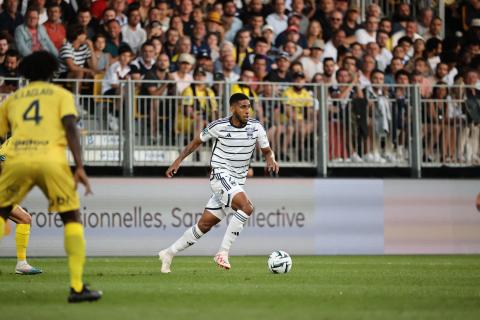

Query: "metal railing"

xmin=1 ymin=78 xmax=479 ymax=177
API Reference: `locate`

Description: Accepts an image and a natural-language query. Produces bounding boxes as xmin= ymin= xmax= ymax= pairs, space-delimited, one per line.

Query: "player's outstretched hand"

xmin=166 ymin=160 xmax=181 ymax=178
xmin=266 ymin=159 xmax=280 ymax=175
xmin=74 ymin=167 xmax=93 ymax=196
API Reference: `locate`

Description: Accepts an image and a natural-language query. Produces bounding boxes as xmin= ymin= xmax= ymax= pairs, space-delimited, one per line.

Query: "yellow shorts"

xmin=0 ymin=159 xmax=80 ymax=213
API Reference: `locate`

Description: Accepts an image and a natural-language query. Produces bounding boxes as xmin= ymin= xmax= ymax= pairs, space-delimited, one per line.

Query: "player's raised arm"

xmin=63 ymin=115 xmax=92 ymax=195
xmin=261 ymin=146 xmax=280 ymax=174
xmin=166 ymin=136 xmax=203 ymax=178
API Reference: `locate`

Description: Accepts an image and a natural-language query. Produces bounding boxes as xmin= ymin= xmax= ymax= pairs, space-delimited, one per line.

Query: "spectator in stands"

xmin=252 ymin=54 xmax=269 ymax=85
xmin=177 ymin=66 xmax=218 ymax=137
xmin=390 ymin=69 xmax=411 ymax=160
xmin=266 ymin=51 xmax=292 ymax=83
xmin=171 ymin=35 xmax=192 ymax=66
xmin=314 ymin=0 xmax=335 ymax=39
xmin=365 ymin=42 xmax=385 ymax=72
xmin=359 ymin=54 xmax=376 ymax=89
xmin=233 ymin=28 xmax=253 ymax=67
xmin=424 ymin=16 xmax=443 ymax=41
xmin=178 ymin=0 xmax=194 ymax=37
xmin=392 ymin=2 xmax=411 ymax=33
xmin=463 ymin=69 xmax=480 ymax=164
xmin=0 ymin=49 xmax=20 ymax=93
xmin=0 ymin=34 xmax=10 ymax=65
xmin=146 ymin=20 xmax=163 ymax=40
xmin=77 ymin=7 xmax=98 ymax=40
xmin=104 ymin=19 xmax=127 ymax=58
xmin=171 ymin=53 xmax=194 ymax=95
xmin=414 ymin=57 xmax=434 ymax=97
xmin=365 ymin=69 xmax=393 ymax=163
xmin=392 ymin=19 xmax=424 ymax=48
xmin=323 ymin=29 xmax=346 ymax=62
xmin=243 ymin=37 xmax=273 ymax=71
xmin=122 ymin=6 xmax=147 ymax=54
xmin=377 ymin=30 xmax=393 ymax=64
xmin=92 ymin=33 xmax=111 ymax=73
xmin=164 ymin=28 xmax=180 ymax=59
xmin=291 ymin=0 xmax=310 ymax=34
xmin=417 ymin=7 xmax=434 ymax=37
xmin=266 ymin=0 xmax=288 ymax=39
xmin=155 ymin=0 xmax=171 ymax=32
xmin=366 ymin=2 xmax=382 ymax=20
xmin=140 ymin=53 xmax=174 ymax=142
xmin=434 ymin=62 xmax=450 ymax=85
xmin=300 ymin=39 xmax=324 ymax=81
xmin=130 ymin=41 xmax=156 ymax=80
xmin=350 ymin=41 xmax=363 ymax=60
xmin=111 ymin=0 xmax=128 ymax=27
xmin=247 ymin=13 xmax=265 ymax=41
xmin=239 ymin=0 xmax=267 ymax=24
xmin=100 ymin=8 xmax=117 ymax=34
xmin=138 ymin=0 xmax=154 ymax=25
xmin=282 ymin=71 xmax=315 ymax=160
xmin=215 ymin=52 xmax=239 ymax=82
xmin=206 ymin=11 xmax=224 ymax=42
xmin=0 ymin=0 xmax=24 ymax=37
xmin=58 ymin=24 xmax=96 ymax=80
xmin=275 ymin=15 xmax=307 ymax=48
xmin=195 ymin=50 xmax=214 ymax=85
xmin=102 ymin=44 xmax=133 ymax=95
xmin=150 ymin=35 xmax=163 ymax=59
xmin=385 ymin=57 xmax=405 ymax=84
xmin=43 ymin=3 xmax=66 ymax=51
xmin=355 ymin=15 xmax=378 ymax=47
xmin=15 ymin=7 xmax=58 ymax=57
xmin=207 ymin=32 xmax=220 ymax=62
xmin=322 ymin=57 xmax=336 ymax=85
xmin=232 ymin=67 xmax=263 ymax=121
xmin=191 ymin=21 xmax=209 ymax=56
xmin=31 ymin=0 xmax=48 ymax=25
xmin=425 ymin=37 xmax=442 ymax=71
xmin=282 ymin=39 xmax=303 ymax=61
xmin=223 ymin=0 xmax=243 ymax=43
xmin=305 ymin=20 xmax=323 ymax=53
xmin=328 ymin=10 xmax=344 ymax=37
xmin=91 ymin=0 xmax=108 ymax=20
xmin=342 ymin=7 xmax=360 ymax=39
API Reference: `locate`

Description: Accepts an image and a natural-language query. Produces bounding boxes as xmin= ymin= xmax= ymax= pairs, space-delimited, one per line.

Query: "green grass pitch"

xmin=1 ymin=255 xmax=480 ymax=320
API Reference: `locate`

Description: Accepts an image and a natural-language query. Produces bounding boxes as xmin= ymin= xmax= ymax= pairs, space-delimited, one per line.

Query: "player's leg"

xmin=36 ymin=160 xmax=101 ymax=303
xmin=158 ymin=196 xmax=225 ymax=273
xmin=9 ymin=206 xmax=42 ymax=275
xmin=59 ymin=210 xmax=102 ymax=302
xmin=215 ymin=191 xmax=254 ymax=270
xmin=0 ymin=205 xmax=13 ymax=242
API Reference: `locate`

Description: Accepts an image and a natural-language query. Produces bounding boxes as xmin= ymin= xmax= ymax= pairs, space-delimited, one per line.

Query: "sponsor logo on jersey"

xmin=246 ymin=126 xmax=254 ymax=139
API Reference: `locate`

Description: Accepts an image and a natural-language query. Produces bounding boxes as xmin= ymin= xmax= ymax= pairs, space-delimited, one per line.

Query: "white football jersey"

xmin=200 ymin=117 xmax=270 ymax=185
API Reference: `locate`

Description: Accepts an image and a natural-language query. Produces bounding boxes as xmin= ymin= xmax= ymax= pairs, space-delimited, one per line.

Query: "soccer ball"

xmin=268 ymin=250 xmax=292 ymax=274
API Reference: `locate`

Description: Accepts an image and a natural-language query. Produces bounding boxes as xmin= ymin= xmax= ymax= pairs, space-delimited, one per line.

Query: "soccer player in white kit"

xmin=159 ymin=93 xmax=279 ymax=273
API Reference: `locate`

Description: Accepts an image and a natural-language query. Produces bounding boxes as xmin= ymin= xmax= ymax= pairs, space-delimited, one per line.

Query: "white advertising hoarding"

xmin=1 ymin=178 xmax=479 ymax=256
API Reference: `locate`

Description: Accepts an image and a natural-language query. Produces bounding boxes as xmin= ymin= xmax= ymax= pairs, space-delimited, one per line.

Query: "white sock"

xmin=169 ymin=224 xmax=204 ymax=255
xmin=219 ymin=210 xmax=249 ymax=253
xmin=16 ymin=260 xmax=27 ymax=267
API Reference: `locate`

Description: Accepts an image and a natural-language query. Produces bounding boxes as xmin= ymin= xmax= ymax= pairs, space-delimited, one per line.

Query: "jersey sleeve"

xmin=59 ymin=90 xmax=78 ymax=119
xmin=257 ymin=123 xmax=270 ymax=148
xmin=200 ymin=122 xmax=220 ymax=142
xmin=0 ymin=98 xmax=11 ymax=137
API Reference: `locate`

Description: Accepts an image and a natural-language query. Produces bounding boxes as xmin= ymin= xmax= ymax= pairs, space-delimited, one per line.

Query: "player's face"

xmin=232 ymin=99 xmax=251 ymax=124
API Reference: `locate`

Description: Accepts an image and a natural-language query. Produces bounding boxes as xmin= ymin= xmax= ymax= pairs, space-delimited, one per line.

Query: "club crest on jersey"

xmin=246 ymin=126 xmax=254 ymax=139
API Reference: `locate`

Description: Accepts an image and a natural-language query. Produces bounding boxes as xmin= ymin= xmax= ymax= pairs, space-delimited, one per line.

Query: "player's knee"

xmin=20 ymin=213 xmax=32 ymax=224
xmin=240 ymin=203 xmax=254 ymax=216
xmin=197 ymin=220 xmax=213 ymax=233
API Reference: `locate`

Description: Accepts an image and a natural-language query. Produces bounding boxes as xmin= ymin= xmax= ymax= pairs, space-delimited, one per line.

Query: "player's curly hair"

xmin=18 ymin=51 xmax=58 ymax=82
xmin=229 ymin=93 xmax=250 ymax=106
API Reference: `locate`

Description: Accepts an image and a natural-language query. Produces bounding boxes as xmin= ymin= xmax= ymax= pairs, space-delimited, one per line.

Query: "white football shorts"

xmin=204 ymin=170 xmax=244 ymax=220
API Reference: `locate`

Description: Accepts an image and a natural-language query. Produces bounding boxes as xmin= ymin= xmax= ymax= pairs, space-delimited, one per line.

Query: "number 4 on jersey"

xmin=23 ymin=100 xmax=42 ymax=124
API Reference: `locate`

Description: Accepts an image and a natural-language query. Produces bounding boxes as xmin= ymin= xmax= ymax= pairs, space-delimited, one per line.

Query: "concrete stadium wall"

xmin=1 ymin=178 xmax=479 ymax=256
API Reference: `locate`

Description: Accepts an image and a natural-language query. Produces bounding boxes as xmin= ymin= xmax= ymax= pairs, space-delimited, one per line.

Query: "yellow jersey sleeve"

xmin=58 ymin=88 xmax=78 ymax=119
xmin=0 ymin=96 xmax=12 ymax=137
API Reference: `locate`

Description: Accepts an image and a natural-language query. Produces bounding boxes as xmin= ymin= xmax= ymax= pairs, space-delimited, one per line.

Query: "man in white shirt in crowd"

xmin=122 ymin=6 xmax=146 ymax=54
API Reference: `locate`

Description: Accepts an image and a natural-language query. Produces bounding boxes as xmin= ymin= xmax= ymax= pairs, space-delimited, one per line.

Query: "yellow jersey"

xmin=282 ymin=86 xmax=313 ymax=120
xmin=181 ymin=85 xmax=218 ymax=115
xmin=0 ymin=81 xmax=78 ymax=161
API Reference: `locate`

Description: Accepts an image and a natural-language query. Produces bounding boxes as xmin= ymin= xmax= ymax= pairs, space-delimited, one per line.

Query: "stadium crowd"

xmin=0 ymin=0 xmax=479 ymax=164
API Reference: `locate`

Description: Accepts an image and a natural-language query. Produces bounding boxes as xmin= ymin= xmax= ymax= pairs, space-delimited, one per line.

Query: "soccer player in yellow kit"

xmin=1 ymin=139 xmax=42 ymax=274
xmin=0 ymin=51 xmax=102 ymax=303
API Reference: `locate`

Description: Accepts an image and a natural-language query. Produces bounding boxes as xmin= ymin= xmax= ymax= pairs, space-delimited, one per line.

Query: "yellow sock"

xmin=64 ymin=223 xmax=85 ymax=292
xmin=16 ymin=224 xmax=30 ymax=261
xmin=0 ymin=217 xmax=5 ymax=240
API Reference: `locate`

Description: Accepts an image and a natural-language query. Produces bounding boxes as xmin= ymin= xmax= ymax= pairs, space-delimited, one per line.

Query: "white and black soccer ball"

xmin=268 ymin=250 xmax=292 ymax=274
